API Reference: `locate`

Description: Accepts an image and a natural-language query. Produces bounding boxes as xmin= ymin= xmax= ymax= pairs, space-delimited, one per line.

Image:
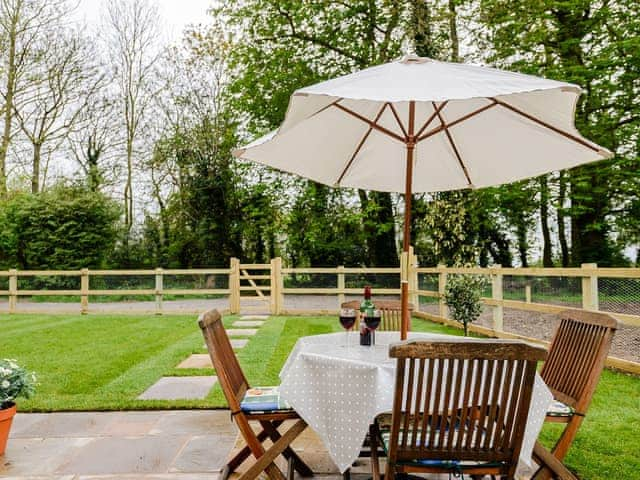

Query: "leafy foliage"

xmin=444 ymin=274 xmax=489 ymax=336
xmin=0 ymin=185 xmax=120 ymax=271
xmin=0 ymin=359 xmax=37 ymax=409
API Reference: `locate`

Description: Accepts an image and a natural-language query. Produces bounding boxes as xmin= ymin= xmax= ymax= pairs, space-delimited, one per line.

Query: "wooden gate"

xmin=229 ymin=258 xmax=282 ymax=314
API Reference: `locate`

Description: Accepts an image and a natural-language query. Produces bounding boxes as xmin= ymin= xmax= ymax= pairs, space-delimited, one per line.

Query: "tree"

xmin=0 ymin=0 xmax=69 ymax=196
xmin=478 ymin=0 xmax=640 ymax=266
xmin=215 ymin=0 xmax=410 ymax=267
xmin=12 ymin=28 xmax=102 ymax=193
xmin=0 ymin=184 xmax=121 ymax=270
xmin=103 ymin=0 xmax=162 ymax=233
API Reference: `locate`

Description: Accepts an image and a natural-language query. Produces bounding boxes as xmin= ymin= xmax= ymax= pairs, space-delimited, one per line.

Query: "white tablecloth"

xmin=279 ymin=331 xmax=552 ymax=473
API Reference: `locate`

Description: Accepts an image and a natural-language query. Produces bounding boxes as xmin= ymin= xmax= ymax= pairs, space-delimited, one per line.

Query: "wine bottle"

xmin=359 ymin=285 xmax=374 ymax=346
xmin=360 ymin=285 xmax=375 ymax=317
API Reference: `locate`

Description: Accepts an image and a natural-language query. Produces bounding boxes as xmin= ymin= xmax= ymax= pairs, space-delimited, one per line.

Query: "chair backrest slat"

xmin=198 ymin=309 xmax=249 ymax=412
xmin=341 ymin=300 xmax=414 ymax=331
xmin=386 ymin=341 xmax=546 ymax=472
xmin=540 ymin=310 xmax=617 ymax=411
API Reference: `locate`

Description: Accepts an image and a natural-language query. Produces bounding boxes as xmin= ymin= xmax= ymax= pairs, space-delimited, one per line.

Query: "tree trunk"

xmin=448 ymin=0 xmax=459 ymax=62
xmin=371 ymin=191 xmax=398 ymax=267
xmin=0 ymin=12 xmax=19 ymax=198
xmin=516 ymin=219 xmax=528 ymax=267
xmin=557 ymin=170 xmax=570 ymax=267
xmin=124 ymin=136 xmax=134 ymax=231
xmin=31 ymin=143 xmax=41 ymax=193
xmin=570 ymin=165 xmax=611 ymax=265
xmin=539 ymin=175 xmax=553 ymax=267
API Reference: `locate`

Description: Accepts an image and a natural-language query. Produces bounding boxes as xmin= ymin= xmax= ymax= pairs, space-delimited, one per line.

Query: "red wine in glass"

xmin=364 ymin=310 xmax=382 ymax=345
xmin=339 ymin=308 xmax=356 ymax=347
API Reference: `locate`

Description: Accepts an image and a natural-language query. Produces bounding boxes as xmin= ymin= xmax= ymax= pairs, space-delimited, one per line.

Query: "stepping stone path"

xmin=225 ymin=328 xmax=258 ymax=336
xmin=232 ymin=320 xmax=264 ymax=328
xmin=142 ymin=315 xmax=269 ymax=400
xmin=177 ymin=354 xmax=213 ymax=369
xmin=138 ymin=376 xmax=218 ymax=400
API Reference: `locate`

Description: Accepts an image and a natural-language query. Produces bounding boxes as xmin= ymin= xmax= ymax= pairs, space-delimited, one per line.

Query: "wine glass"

xmin=339 ymin=308 xmax=357 ymax=348
xmin=364 ymin=309 xmax=382 ymax=345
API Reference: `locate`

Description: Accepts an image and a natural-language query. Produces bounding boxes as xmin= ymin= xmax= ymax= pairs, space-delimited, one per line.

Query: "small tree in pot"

xmin=444 ymin=274 xmax=488 ymax=336
xmin=0 ymin=359 xmax=36 ymax=456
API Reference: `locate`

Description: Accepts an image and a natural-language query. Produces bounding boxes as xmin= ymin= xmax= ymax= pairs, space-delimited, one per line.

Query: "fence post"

xmin=229 ymin=258 xmax=240 ymax=314
xmin=409 ymin=247 xmax=419 ymax=312
xmin=525 ymin=283 xmax=532 ymax=303
xmin=337 ymin=265 xmax=345 ymax=308
xmin=581 ymin=263 xmax=599 ymax=311
xmin=8 ymin=269 xmax=17 ymax=314
xmin=270 ymin=257 xmax=283 ymax=315
xmin=80 ymin=268 xmax=89 ymax=315
xmin=438 ymin=264 xmax=448 ymax=319
xmin=491 ymin=266 xmax=503 ymax=332
xmin=155 ymin=268 xmax=163 ymax=315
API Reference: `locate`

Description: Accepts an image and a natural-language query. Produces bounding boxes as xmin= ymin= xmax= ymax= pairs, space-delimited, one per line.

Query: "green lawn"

xmin=1 ymin=313 xmax=638 ymax=478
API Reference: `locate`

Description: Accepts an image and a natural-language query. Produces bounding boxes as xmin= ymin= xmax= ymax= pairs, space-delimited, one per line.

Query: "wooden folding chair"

xmin=198 ymin=309 xmax=313 ymax=480
xmin=341 ymin=299 xmax=414 ymax=331
xmin=371 ymin=340 xmax=547 ymax=480
xmin=532 ymin=310 xmax=617 ymax=480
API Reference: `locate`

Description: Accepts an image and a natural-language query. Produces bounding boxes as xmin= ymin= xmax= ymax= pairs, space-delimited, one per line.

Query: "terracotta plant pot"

xmin=0 ymin=403 xmax=17 ymax=456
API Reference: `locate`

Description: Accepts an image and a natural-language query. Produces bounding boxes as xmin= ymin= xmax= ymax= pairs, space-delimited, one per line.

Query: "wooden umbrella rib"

xmin=335 ymin=103 xmax=389 ymax=185
xmin=417 ymin=100 xmax=498 ymax=142
xmin=491 ymin=98 xmax=603 ymax=153
xmin=415 ymin=101 xmax=448 ymax=139
xmin=333 ymin=102 xmax=406 ymax=143
xmin=435 ymin=107 xmax=473 ymax=186
xmin=388 ymin=103 xmax=408 ymax=138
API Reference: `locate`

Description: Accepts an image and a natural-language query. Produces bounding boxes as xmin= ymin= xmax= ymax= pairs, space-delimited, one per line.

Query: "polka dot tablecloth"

xmin=279 ymin=331 xmax=552 ymax=474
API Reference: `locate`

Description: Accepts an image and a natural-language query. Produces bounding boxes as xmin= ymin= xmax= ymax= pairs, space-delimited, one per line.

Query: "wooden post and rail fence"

xmin=1 ymin=255 xmax=639 ymax=373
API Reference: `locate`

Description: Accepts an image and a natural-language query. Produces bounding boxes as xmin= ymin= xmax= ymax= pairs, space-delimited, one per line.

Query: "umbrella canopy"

xmin=234 ymin=55 xmax=611 ymax=338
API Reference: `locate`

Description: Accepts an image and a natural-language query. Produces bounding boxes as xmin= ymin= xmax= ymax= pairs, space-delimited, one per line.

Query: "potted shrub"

xmin=0 ymin=359 xmax=36 ymax=456
xmin=444 ymin=274 xmax=488 ymax=336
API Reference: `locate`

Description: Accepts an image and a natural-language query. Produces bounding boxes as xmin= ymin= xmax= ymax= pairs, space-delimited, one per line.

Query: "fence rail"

xmin=2 ymin=257 xmax=639 ymax=373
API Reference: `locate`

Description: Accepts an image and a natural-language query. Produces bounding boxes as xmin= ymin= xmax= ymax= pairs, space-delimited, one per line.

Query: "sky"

xmin=75 ymin=0 xmax=213 ymax=41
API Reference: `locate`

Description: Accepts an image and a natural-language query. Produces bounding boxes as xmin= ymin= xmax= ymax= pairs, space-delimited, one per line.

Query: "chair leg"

xmin=260 ymin=420 xmax=314 ymax=477
xmin=383 ymin=461 xmax=395 ymax=480
xmin=225 ymin=422 xmax=276 ymax=474
xmin=235 ymin=417 xmax=287 ymax=480
xmin=287 ymin=455 xmax=295 ymax=480
xmin=369 ymin=424 xmax=381 ymax=480
xmin=239 ymin=420 xmax=308 ymax=480
xmin=533 ymin=415 xmax=583 ymax=480
xmin=532 ymin=440 xmax=578 ymax=480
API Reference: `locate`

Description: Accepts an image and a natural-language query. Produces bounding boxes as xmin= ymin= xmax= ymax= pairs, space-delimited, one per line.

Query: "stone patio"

xmin=0 ymin=411 xmax=365 ymax=480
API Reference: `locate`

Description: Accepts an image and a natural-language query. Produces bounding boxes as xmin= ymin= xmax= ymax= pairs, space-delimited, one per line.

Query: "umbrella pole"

xmin=401 ymin=101 xmax=416 ymax=340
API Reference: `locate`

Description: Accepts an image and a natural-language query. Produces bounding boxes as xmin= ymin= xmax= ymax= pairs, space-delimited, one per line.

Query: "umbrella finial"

xmin=400 ymin=39 xmax=429 ymax=64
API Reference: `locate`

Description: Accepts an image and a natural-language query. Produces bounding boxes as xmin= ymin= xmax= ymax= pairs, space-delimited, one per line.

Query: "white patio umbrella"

xmin=233 ymin=54 xmax=611 ymax=339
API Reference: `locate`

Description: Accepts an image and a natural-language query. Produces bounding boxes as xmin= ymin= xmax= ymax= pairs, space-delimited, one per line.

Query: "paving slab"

xmin=137 ymin=377 xmax=217 ymax=400
xmin=101 ymin=411 xmax=163 ymax=436
xmin=149 ymin=411 xmax=236 ymax=437
xmin=77 ymin=475 xmax=220 ymax=480
xmin=225 ymin=329 xmax=257 ymax=337
xmin=1 ymin=437 xmax=94 ymax=476
xmin=231 ymin=339 xmax=249 ymax=349
xmin=202 ymin=339 xmax=248 ymax=350
xmin=231 ymin=320 xmax=264 ymax=328
xmin=7 ymin=413 xmax=114 ymax=439
xmin=55 ymin=435 xmax=190 ymax=475
xmin=170 ymin=434 xmax=236 ymax=473
xmin=239 ymin=315 xmax=269 ymax=320
xmin=176 ymin=354 xmax=213 ymax=369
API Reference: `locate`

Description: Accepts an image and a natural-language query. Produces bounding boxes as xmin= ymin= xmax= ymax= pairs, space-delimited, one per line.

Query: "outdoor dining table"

xmin=278 ymin=331 xmax=553 ymax=475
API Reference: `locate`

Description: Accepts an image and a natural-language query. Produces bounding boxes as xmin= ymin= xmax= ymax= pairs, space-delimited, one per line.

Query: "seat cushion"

xmin=240 ymin=386 xmax=292 ymax=413
xmin=547 ymin=400 xmax=575 ymax=417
